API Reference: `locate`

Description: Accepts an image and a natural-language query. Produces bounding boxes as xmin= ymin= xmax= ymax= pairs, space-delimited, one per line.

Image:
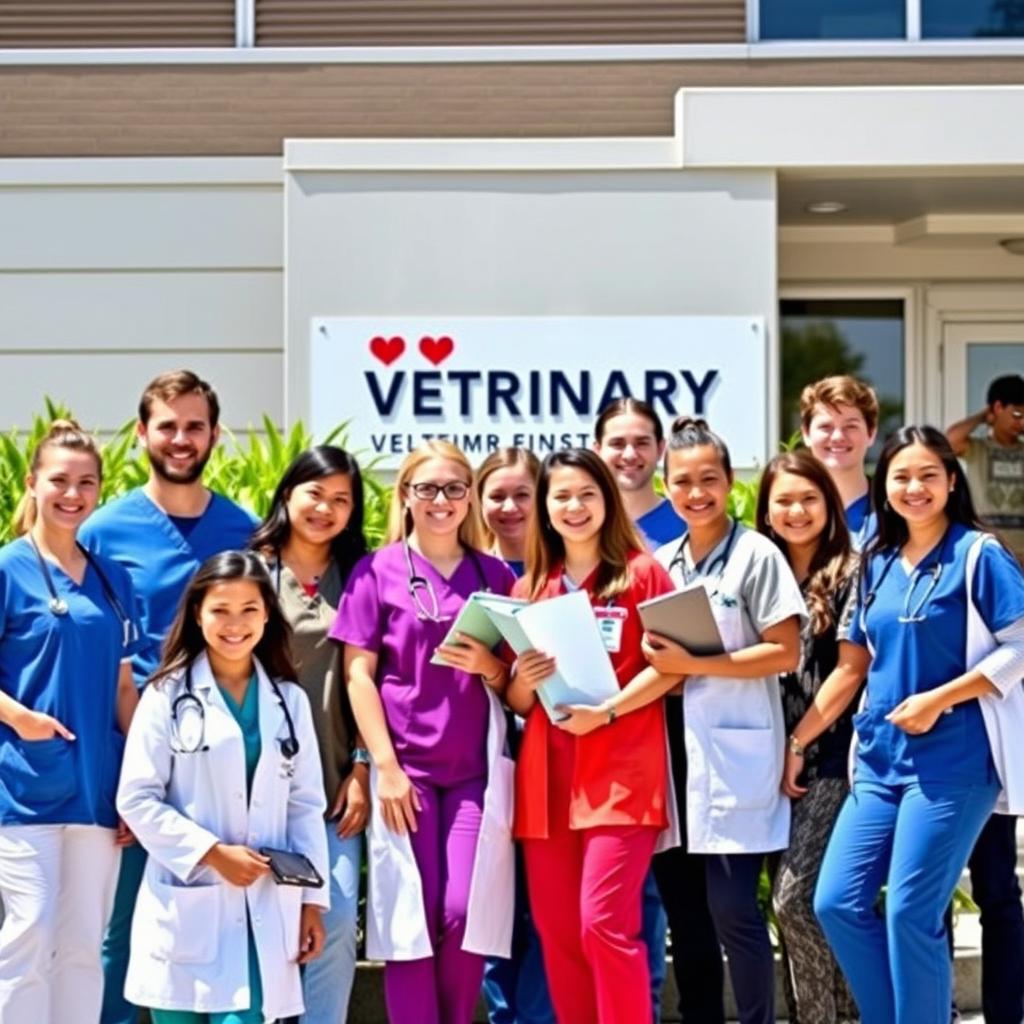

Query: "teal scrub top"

xmin=218 ymin=672 xmax=261 ymax=797
xmin=0 ymin=537 xmax=143 ymax=826
xmin=849 ymin=522 xmax=1024 ymax=787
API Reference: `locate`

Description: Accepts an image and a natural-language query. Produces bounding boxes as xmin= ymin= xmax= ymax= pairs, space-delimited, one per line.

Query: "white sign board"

xmin=310 ymin=317 xmax=768 ymax=469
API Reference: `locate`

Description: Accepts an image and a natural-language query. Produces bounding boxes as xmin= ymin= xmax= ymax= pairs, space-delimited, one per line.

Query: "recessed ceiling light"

xmin=999 ymin=237 xmax=1024 ymax=256
xmin=805 ymin=201 xmax=848 ymax=215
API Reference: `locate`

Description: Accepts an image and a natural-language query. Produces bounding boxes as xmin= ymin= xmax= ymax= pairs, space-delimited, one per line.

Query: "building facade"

xmin=2 ymin=2 xmax=1023 ymax=463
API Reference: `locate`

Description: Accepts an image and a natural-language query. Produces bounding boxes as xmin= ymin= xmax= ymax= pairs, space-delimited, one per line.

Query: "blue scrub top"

xmin=0 ymin=537 xmax=143 ymax=827
xmin=80 ymin=488 xmax=256 ymax=687
xmin=849 ymin=522 xmax=1024 ymax=787
xmin=636 ymin=498 xmax=686 ymax=551
xmin=845 ymin=493 xmax=877 ymax=552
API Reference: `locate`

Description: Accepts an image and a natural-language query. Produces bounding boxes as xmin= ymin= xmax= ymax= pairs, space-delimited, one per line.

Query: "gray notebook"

xmin=637 ymin=584 xmax=725 ymax=656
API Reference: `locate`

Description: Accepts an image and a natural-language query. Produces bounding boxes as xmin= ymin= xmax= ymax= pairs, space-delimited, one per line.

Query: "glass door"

xmin=942 ymin=322 xmax=1024 ymax=425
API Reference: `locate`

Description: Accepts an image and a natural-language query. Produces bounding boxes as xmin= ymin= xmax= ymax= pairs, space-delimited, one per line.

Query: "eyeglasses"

xmin=408 ymin=481 xmax=470 ymax=501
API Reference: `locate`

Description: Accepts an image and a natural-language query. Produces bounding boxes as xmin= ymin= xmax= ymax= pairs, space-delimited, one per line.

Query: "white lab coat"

xmin=116 ymin=653 xmax=328 ymax=1021
xmin=966 ymin=534 xmax=1024 ymax=816
xmin=657 ymin=529 xmax=799 ymax=855
xmin=364 ymin=685 xmax=515 ymax=961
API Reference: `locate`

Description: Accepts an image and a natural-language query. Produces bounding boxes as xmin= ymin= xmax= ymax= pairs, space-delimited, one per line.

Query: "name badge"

xmin=594 ymin=606 xmax=627 ymax=653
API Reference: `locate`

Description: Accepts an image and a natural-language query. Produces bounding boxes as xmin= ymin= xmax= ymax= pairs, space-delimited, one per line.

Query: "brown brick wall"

xmin=3 ymin=57 xmax=1024 ymax=157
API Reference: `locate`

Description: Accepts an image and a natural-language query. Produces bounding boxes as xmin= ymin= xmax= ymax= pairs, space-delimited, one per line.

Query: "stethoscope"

xmin=404 ymin=539 xmax=489 ymax=622
xmin=28 ymin=536 xmax=140 ymax=648
xmin=667 ymin=519 xmax=740 ymax=596
xmin=861 ymin=526 xmax=952 ymax=625
xmin=170 ymin=660 xmax=301 ymax=760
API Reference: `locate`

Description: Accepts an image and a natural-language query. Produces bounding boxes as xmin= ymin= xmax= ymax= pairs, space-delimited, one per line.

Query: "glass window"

xmin=922 ymin=0 xmax=1024 ymax=37
xmin=760 ymin=0 xmax=905 ymax=39
xmin=780 ymin=299 xmax=905 ymax=461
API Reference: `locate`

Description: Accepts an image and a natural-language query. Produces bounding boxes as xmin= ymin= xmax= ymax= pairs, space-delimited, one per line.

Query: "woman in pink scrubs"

xmin=331 ymin=440 xmax=515 ymax=1024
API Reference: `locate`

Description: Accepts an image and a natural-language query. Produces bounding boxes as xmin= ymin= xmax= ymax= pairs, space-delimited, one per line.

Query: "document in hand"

xmin=477 ymin=590 xmax=621 ymax=723
xmin=429 ymin=591 xmax=528 ymax=667
xmin=637 ymin=583 xmax=725 ymax=656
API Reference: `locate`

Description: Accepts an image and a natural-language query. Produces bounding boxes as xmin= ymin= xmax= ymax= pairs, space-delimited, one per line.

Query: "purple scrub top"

xmin=331 ymin=541 xmax=515 ymax=787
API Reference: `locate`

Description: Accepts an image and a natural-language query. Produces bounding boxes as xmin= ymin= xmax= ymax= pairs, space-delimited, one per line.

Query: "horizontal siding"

xmin=5 ymin=59 xmax=1024 ymax=156
xmin=0 ymin=271 xmax=282 ymax=351
xmin=0 ymin=1 xmax=235 ymax=48
xmin=255 ymin=1 xmax=746 ymax=46
xmin=0 ymin=350 xmax=282 ymax=430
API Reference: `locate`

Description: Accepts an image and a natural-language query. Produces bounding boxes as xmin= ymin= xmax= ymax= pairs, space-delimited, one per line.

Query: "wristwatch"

xmin=606 ymin=704 xmax=617 ymax=725
xmin=352 ymin=747 xmax=371 ymax=767
xmin=788 ymin=734 xmax=806 ymax=757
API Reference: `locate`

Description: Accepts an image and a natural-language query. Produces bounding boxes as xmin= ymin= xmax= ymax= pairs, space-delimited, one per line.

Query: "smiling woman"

xmin=0 ymin=420 xmax=142 ymax=1024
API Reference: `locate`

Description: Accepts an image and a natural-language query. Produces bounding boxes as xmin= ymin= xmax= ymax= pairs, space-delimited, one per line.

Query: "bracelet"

xmin=351 ymin=747 xmax=371 ymax=767
xmin=606 ymin=704 xmax=617 ymax=725
xmin=788 ymin=734 xmax=806 ymax=757
xmin=482 ymin=667 xmax=506 ymax=686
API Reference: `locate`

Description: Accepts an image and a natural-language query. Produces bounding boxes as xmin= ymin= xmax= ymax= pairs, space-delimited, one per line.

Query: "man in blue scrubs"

xmin=80 ymin=370 xmax=256 ymax=1024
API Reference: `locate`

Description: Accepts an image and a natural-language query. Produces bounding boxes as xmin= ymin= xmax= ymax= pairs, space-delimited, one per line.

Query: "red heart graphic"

xmin=369 ymin=335 xmax=405 ymax=366
xmin=419 ymin=335 xmax=455 ymax=366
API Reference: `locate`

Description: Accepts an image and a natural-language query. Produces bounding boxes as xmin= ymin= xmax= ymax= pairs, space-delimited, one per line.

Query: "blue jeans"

xmin=100 ymin=841 xmax=147 ymax=1024
xmin=816 ymin=777 xmax=1000 ymax=1024
xmin=299 ymin=824 xmax=361 ymax=1024
xmin=643 ymin=869 xmax=668 ymax=1022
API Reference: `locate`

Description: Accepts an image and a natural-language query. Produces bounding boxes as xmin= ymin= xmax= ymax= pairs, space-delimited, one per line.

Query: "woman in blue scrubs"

xmin=0 ymin=421 xmax=141 ymax=1024
xmin=814 ymin=425 xmax=1024 ymax=1024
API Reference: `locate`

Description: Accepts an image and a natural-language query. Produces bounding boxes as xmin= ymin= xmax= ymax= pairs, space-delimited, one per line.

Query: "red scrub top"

xmin=513 ymin=550 xmax=674 ymax=839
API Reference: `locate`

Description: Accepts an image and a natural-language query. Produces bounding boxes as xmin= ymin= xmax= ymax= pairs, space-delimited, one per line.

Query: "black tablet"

xmin=259 ymin=847 xmax=324 ymax=888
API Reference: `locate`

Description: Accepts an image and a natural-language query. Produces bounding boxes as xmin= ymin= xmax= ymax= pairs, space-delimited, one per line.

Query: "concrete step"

xmin=345 ymin=916 xmax=986 ymax=1022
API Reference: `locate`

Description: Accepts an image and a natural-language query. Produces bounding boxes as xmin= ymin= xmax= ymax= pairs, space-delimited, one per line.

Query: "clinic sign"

xmin=310 ymin=317 xmax=768 ymax=469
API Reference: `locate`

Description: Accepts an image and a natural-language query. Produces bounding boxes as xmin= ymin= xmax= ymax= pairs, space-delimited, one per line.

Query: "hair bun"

xmin=46 ymin=418 xmax=85 ymax=437
xmin=669 ymin=415 xmax=708 ymax=434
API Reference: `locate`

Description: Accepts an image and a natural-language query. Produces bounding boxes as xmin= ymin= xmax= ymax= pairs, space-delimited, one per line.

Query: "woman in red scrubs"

xmin=506 ymin=448 xmax=679 ymax=1024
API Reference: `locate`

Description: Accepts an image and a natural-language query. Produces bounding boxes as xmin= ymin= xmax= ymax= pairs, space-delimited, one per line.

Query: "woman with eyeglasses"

xmin=331 ymin=440 xmax=516 ymax=1024
xmin=814 ymin=425 xmax=1024 ymax=1024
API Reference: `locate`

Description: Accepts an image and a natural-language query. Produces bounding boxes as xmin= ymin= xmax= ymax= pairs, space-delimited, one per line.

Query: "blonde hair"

xmin=386 ymin=441 xmax=484 ymax=549
xmin=15 ymin=419 xmax=102 ymax=536
xmin=474 ymin=447 xmax=541 ymax=551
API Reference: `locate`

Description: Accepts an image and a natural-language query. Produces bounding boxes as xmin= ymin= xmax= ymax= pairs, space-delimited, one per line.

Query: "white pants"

xmin=0 ymin=824 xmax=121 ymax=1024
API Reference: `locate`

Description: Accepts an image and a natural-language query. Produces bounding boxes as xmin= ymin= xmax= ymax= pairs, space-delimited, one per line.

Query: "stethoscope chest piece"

xmin=48 ymin=596 xmax=69 ymax=616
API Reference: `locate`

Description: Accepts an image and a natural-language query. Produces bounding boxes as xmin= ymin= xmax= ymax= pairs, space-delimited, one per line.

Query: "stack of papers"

xmin=433 ymin=590 xmax=620 ymax=722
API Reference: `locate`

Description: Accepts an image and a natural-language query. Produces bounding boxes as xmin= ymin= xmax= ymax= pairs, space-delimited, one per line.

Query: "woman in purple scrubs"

xmin=331 ymin=440 xmax=515 ymax=1024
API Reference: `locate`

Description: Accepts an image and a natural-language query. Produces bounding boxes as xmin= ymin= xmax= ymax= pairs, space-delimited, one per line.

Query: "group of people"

xmin=0 ymin=366 xmax=1022 ymax=1024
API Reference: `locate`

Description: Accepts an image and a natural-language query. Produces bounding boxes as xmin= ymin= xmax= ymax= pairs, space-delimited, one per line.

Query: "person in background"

xmin=814 ymin=426 xmax=1024 ymax=1024
xmin=250 ymin=446 xmax=369 ymax=1024
xmin=593 ymin=397 xmax=685 ymax=549
xmin=81 ymin=369 xmax=256 ymax=1024
xmin=475 ymin=447 xmax=556 ymax=1024
xmin=0 ymin=421 xmax=141 ymax=1024
xmin=509 ymin=448 xmax=679 ymax=1024
xmin=117 ymin=551 xmax=328 ymax=1023
xmin=945 ymin=373 xmax=1024 ymax=1024
xmin=333 ymin=440 xmax=516 ymax=1024
xmin=800 ymin=375 xmax=880 ymax=550
xmin=594 ymin=399 xmax=720 ymax=1024
xmin=476 ymin=448 xmax=541 ymax=578
xmin=645 ymin=417 xmax=805 ymax=1024
xmin=756 ymin=450 xmax=861 ymax=1024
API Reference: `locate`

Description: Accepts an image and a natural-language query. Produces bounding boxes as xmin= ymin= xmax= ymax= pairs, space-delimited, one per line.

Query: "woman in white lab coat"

xmin=642 ymin=417 xmax=805 ymax=1024
xmin=117 ymin=550 xmax=328 ymax=1024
